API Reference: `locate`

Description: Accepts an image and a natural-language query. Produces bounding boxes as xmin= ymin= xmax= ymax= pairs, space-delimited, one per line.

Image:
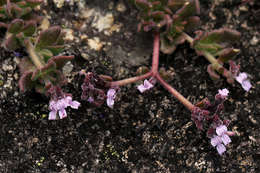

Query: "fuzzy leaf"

xmin=168 ymin=0 xmax=187 ymax=11
xmin=45 ymin=45 xmax=64 ymax=55
xmin=207 ymin=64 xmax=220 ymax=80
xmin=48 ymin=55 xmax=74 ymax=69
xmin=25 ymin=0 xmax=43 ymax=7
xmin=160 ymin=33 xmax=186 ymax=54
xmin=176 ymin=0 xmax=198 ymax=19
xmin=0 ymin=22 xmax=7 ymax=28
xmin=38 ymin=49 xmax=53 ymax=62
xmin=3 ymin=35 xmax=20 ymax=50
xmin=217 ymin=48 xmax=240 ymax=63
xmin=35 ymin=26 xmax=62 ymax=49
xmin=31 ymin=60 xmax=56 ymax=81
xmin=184 ymin=16 xmax=200 ymax=32
xmin=194 ymin=29 xmax=241 ymax=55
xmin=22 ymin=20 xmax=36 ymax=36
xmin=18 ymin=57 xmax=36 ymax=75
xmin=19 ymin=71 xmax=34 ymax=92
xmin=8 ymin=19 xmax=24 ymax=34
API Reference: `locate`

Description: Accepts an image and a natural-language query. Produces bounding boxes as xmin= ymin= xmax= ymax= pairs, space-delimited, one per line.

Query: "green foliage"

xmin=35 ymin=26 xmax=65 ymax=56
xmin=134 ymin=0 xmax=200 ymax=54
xmin=193 ymin=28 xmax=241 ymax=62
xmin=0 ymin=0 xmax=43 ymax=50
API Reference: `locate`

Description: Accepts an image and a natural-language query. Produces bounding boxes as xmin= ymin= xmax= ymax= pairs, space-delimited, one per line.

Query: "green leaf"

xmin=3 ymin=35 xmax=20 ymax=50
xmin=48 ymin=55 xmax=74 ymax=69
xmin=8 ymin=19 xmax=24 ymax=34
xmin=35 ymin=26 xmax=62 ymax=49
xmin=38 ymin=49 xmax=54 ymax=62
xmin=193 ymin=29 xmax=241 ymax=56
xmin=18 ymin=71 xmax=34 ymax=92
xmin=160 ymin=33 xmax=186 ymax=54
xmin=31 ymin=60 xmax=56 ymax=81
xmin=22 ymin=20 xmax=36 ymax=36
xmin=25 ymin=0 xmax=43 ymax=8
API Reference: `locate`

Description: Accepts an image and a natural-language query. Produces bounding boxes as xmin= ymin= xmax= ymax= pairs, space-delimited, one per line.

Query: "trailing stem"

xmin=109 ymin=32 xmax=195 ymax=111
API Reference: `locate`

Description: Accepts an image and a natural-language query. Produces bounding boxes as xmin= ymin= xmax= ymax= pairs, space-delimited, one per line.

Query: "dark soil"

xmin=0 ymin=0 xmax=259 ymax=172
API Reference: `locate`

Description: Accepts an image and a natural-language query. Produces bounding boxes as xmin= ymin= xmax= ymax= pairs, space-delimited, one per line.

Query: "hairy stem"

xmin=108 ymin=32 xmax=160 ymax=87
xmin=109 ymin=71 xmax=152 ymax=87
xmin=151 ymin=32 xmax=160 ymax=74
xmin=156 ymin=74 xmax=195 ymax=111
xmin=202 ymin=51 xmax=223 ymax=71
xmin=24 ymin=40 xmax=44 ymax=69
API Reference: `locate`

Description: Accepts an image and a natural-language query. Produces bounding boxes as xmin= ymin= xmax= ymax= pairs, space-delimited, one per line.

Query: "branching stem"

xmin=108 ymin=32 xmax=195 ymax=111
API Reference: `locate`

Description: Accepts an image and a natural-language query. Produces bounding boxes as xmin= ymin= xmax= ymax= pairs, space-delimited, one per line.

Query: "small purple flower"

xmin=13 ymin=51 xmax=22 ymax=57
xmin=87 ymin=96 xmax=94 ymax=103
xmin=235 ymin=72 xmax=252 ymax=92
xmin=49 ymin=96 xmax=80 ymax=120
xmin=218 ymin=88 xmax=229 ymax=99
xmin=106 ymin=89 xmax=116 ymax=108
xmin=137 ymin=79 xmax=154 ymax=93
xmin=210 ymin=125 xmax=232 ymax=155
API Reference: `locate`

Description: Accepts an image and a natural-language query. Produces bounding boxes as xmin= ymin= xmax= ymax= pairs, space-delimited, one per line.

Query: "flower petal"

xmin=241 ymin=80 xmax=252 ymax=92
xmin=69 ymin=101 xmax=81 ymax=109
xmin=211 ymin=136 xmax=222 ymax=147
xmin=144 ymin=79 xmax=153 ymax=89
xmin=107 ymin=98 xmax=114 ymax=108
xmin=137 ymin=80 xmax=153 ymax=93
xmin=235 ymin=72 xmax=252 ymax=92
xmin=48 ymin=110 xmax=57 ymax=120
xmin=221 ymin=134 xmax=231 ymax=145
xmin=216 ymin=143 xmax=226 ymax=155
xmin=218 ymin=88 xmax=229 ymax=98
xmin=216 ymin=125 xmax=227 ymax=136
xmin=59 ymin=108 xmax=67 ymax=119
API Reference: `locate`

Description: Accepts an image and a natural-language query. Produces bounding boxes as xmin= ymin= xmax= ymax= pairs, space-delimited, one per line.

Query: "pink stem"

xmin=109 ymin=71 xmax=152 ymax=87
xmin=151 ymin=32 xmax=160 ymax=74
xmin=155 ymin=73 xmax=195 ymax=111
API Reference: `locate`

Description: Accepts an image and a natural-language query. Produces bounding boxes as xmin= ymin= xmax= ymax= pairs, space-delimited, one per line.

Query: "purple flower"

xmin=235 ymin=72 xmax=252 ymax=92
xmin=87 ymin=96 xmax=94 ymax=103
xmin=106 ymin=89 xmax=116 ymax=108
xmin=218 ymin=88 xmax=229 ymax=99
xmin=137 ymin=79 xmax=154 ymax=93
xmin=210 ymin=125 xmax=232 ymax=155
xmin=49 ymin=96 xmax=80 ymax=120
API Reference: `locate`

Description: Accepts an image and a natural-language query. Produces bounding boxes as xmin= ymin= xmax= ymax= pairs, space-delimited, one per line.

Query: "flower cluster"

xmin=49 ymin=96 xmax=80 ymax=120
xmin=235 ymin=72 xmax=252 ymax=91
xmin=137 ymin=79 xmax=154 ymax=93
xmin=210 ymin=125 xmax=233 ymax=155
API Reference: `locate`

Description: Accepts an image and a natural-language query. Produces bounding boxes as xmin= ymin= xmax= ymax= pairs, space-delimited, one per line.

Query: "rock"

xmin=250 ymin=36 xmax=258 ymax=46
xmin=87 ymin=37 xmax=104 ymax=51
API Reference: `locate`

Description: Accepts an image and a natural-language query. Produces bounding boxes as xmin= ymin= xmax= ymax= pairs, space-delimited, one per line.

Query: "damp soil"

xmin=0 ymin=0 xmax=259 ymax=172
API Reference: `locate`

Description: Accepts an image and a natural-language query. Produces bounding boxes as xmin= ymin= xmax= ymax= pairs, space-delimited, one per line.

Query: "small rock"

xmin=53 ymin=0 xmax=65 ymax=8
xmin=116 ymin=3 xmax=126 ymax=12
xmin=92 ymin=12 xmax=114 ymax=32
xmin=62 ymin=62 xmax=74 ymax=76
xmin=87 ymin=37 xmax=104 ymax=51
xmin=250 ymin=36 xmax=258 ymax=46
xmin=239 ymin=5 xmax=248 ymax=12
xmin=2 ymin=64 xmax=13 ymax=71
xmin=64 ymin=29 xmax=74 ymax=41
xmin=81 ymin=53 xmax=89 ymax=60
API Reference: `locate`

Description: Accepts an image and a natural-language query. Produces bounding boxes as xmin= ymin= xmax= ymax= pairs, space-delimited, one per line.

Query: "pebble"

xmin=2 ymin=64 xmax=13 ymax=71
xmin=250 ymin=36 xmax=259 ymax=46
xmin=87 ymin=37 xmax=104 ymax=51
xmin=116 ymin=3 xmax=126 ymax=12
